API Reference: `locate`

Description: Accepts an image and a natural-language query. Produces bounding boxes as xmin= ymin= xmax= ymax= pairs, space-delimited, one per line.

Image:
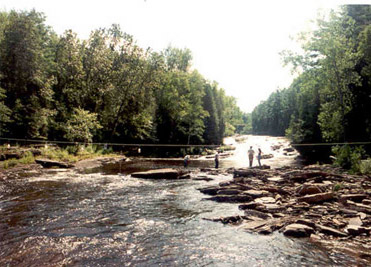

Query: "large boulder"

xmin=283 ymin=223 xmax=315 ymax=237
xmin=296 ymin=184 xmax=323 ymax=196
xmin=131 ymin=168 xmax=186 ymax=179
xmin=198 ymin=186 xmax=220 ymax=195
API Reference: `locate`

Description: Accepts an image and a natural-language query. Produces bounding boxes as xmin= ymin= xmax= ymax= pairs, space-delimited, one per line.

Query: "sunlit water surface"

xmin=0 ymin=136 xmax=357 ymax=266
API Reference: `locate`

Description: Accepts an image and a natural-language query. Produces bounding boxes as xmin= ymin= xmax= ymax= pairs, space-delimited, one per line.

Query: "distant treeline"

xmin=251 ymin=5 xmax=371 ymax=156
xmin=0 ymin=10 xmax=251 ymax=146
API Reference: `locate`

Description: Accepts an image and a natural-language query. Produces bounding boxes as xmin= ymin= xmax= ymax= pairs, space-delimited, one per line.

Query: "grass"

xmin=0 ymin=144 xmax=117 ymax=169
xmin=1 ymin=151 xmax=35 ymax=169
xmin=40 ymin=145 xmax=116 ymax=163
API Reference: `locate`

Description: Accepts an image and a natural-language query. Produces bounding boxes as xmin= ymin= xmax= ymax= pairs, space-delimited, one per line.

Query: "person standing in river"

xmin=248 ymin=146 xmax=255 ymax=167
xmin=257 ymin=148 xmax=262 ymax=168
xmin=215 ymin=151 xmax=220 ymax=169
xmin=184 ymin=155 xmax=190 ymax=167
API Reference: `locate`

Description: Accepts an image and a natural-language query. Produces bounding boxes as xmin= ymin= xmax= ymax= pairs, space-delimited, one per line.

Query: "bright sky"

xmin=1 ymin=0 xmax=368 ymax=112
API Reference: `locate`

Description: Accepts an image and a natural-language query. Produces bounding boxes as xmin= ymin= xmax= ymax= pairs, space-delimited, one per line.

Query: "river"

xmin=0 ymin=135 xmax=356 ymax=266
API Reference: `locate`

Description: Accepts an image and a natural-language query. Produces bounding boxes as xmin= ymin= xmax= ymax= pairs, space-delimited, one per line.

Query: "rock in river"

xmin=35 ymin=159 xmax=74 ymax=168
xmin=283 ymin=223 xmax=315 ymax=237
xmin=131 ymin=168 xmax=187 ymax=179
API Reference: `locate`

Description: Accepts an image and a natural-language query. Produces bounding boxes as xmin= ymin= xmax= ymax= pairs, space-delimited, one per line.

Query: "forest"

xmin=251 ymin=5 xmax=371 ymax=162
xmin=0 ymin=9 xmax=250 ymax=148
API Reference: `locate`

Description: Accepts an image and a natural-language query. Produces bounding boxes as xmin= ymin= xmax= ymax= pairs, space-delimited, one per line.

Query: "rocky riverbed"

xmin=1 ymin=134 xmax=370 ymax=265
xmin=195 ymin=165 xmax=371 ymax=264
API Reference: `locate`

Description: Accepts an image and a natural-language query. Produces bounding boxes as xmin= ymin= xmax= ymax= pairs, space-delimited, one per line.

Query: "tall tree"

xmin=0 ymin=10 xmax=57 ymax=138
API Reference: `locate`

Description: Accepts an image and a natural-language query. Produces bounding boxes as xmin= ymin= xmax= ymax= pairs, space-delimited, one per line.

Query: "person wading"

xmin=215 ymin=151 xmax=220 ymax=169
xmin=257 ymin=148 xmax=262 ymax=168
xmin=248 ymin=146 xmax=255 ymax=167
xmin=184 ymin=155 xmax=190 ymax=167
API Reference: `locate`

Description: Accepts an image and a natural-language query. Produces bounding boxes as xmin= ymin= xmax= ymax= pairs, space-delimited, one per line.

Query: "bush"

xmin=41 ymin=146 xmax=77 ymax=162
xmin=66 ymin=145 xmax=79 ymax=155
xmin=331 ymin=145 xmax=365 ymax=173
xmin=1 ymin=151 xmax=34 ymax=169
xmin=360 ymin=159 xmax=371 ymax=175
xmin=19 ymin=151 xmax=35 ymax=164
xmin=102 ymin=146 xmax=113 ymax=155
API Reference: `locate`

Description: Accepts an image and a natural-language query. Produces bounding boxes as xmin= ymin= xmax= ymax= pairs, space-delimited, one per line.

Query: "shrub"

xmin=1 ymin=151 xmax=34 ymax=169
xmin=360 ymin=159 xmax=371 ymax=175
xmin=18 ymin=151 xmax=35 ymax=164
xmin=331 ymin=145 xmax=365 ymax=173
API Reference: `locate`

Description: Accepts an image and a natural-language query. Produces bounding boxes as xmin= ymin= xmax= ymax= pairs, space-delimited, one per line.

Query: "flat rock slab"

xmin=131 ymin=168 xmax=185 ymax=179
xmin=346 ymin=225 xmax=370 ymax=236
xmin=217 ymin=189 xmax=243 ymax=195
xmin=316 ymin=224 xmax=348 ymax=237
xmin=254 ymin=197 xmax=276 ymax=204
xmin=242 ymin=220 xmax=267 ymax=231
xmin=204 ymin=195 xmax=252 ymax=203
xmin=340 ymin=194 xmax=368 ymax=203
xmin=244 ymin=189 xmax=269 ymax=198
xmin=35 ymin=159 xmax=74 ymax=168
xmin=267 ymin=177 xmax=284 ymax=182
xmin=192 ymin=177 xmax=214 ymax=181
xmin=244 ymin=209 xmax=272 ymax=220
xmin=297 ymin=192 xmax=333 ymax=204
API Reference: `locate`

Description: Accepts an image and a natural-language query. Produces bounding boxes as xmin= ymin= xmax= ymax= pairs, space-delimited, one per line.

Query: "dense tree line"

xmin=0 ymin=9 xmax=250 ymax=146
xmin=251 ymin=5 xmax=371 ymax=157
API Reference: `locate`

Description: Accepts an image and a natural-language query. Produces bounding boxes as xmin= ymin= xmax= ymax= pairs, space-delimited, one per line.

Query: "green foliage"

xmin=332 ymin=145 xmax=365 ymax=172
xmin=252 ymin=6 xmax=371 ymax=161
xmin=41 ymin=146 xmax=77 ymax=162
xmin=360 ymin=159 xmax=371 ymax=174
xmin=0 ymin=10 xmax=56 ymax=139
xmin=1 ymin=151 xmax=35 ymax=169
xmin=0 ymin=9 xmax=247 ymax=146
xmin=64 ymin=108 xmax=102 ymax=143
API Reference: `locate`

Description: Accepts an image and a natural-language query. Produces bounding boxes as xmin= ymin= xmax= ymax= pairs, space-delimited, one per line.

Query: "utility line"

xmin=0 ymin=137 xmax=220 ymax=148
xmin=1 ymin=137 xmax=370 ymax=147
xmin=291 ymin=142 xmax=371 ymax=146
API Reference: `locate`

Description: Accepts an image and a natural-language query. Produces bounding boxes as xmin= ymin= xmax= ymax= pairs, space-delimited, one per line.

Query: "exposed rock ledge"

xmin=199 ymin=165 xmax=371 ymax=265
xmin=131 ymin=168 xmax=189 ymax=179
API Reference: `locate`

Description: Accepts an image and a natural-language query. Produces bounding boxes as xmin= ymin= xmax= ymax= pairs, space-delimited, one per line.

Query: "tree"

xmin=64 ymin=108 xmax=102 ymax=143
xmin=0 ymin=10 xmax=57 ymax=138
xmin=202 ymin=83 xmax=220 ymax=144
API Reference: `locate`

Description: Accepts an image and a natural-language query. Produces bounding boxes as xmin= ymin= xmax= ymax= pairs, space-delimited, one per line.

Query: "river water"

xmin=0 ymin=135 xmax=356 ymax=266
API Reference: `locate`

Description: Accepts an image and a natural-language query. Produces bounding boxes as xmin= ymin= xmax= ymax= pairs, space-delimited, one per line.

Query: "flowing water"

xmin=0 ymin=135 xmax=357 ymax=266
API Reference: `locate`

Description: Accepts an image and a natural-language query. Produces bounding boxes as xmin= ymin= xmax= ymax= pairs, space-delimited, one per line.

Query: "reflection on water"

xmin=0 ymin=135 xmax=356 ymax=266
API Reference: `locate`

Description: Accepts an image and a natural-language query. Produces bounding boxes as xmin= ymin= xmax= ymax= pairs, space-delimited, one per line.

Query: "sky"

xmin=1 ymin=0 xmax=368 ymax=112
